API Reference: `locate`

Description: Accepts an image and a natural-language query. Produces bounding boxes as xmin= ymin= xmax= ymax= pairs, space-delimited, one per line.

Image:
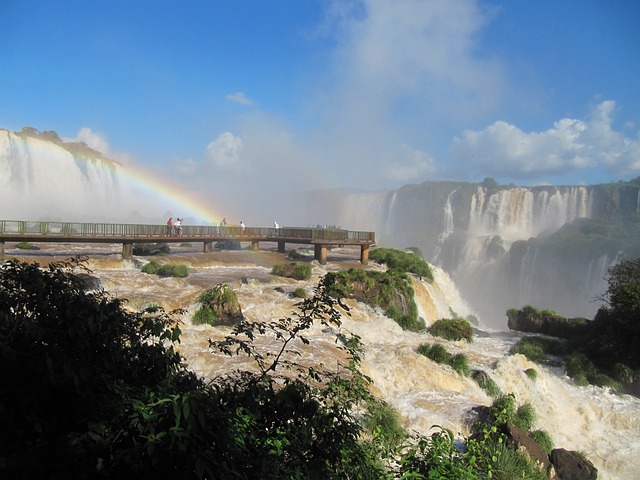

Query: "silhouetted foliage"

xmin=0 ymin=257 xmax=564 ymax=479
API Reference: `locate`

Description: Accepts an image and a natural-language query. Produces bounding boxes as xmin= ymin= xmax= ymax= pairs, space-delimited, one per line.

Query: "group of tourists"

xmin=165 ymin=217 xmax=183 ymax=236
xmin=165 ymin=217 xmax=282 ymax=236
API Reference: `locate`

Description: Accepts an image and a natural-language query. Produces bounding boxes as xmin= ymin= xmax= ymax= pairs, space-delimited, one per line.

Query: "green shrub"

xmin=397 ymin=426 xmax=478 ymax=479
xmin=293 ymin=263 xmax=312 ymax=280
xmin=510 ymin=337 xmax=562 ymax=363
xmin=490 ymin=443 xmax=549 ymax=480
xmin=390 ymin=307 xmax=426 ymax=332
xmin=324 ymin=269 xmax=423 ymax=331
xmin=450 ymin=353 xmax=471 ymax=377
xmin=417 ymin=343 xmax=470 ymax=376
xmin=490 ymin=394 xmax=517 ymax=426
xmin=293 ymin=287 xmax=308 ymax=299
xmin=418 ymin=343 xmax=451 ymax=364
xmin=514 ymin=402 xmax=536 ymax=431
xmin=363 ymin=399 xmax=405 ymax=448
xmin=472 ymin=370 xmax=501 ymax=398
xmin=15 ymin=242 xmax=39 ymax=250
xmin=271 ymin=262 xmax=312 ymax=280
xmin=564 ymin=352 xmax=596 ymax=381
xmin=169 ymin=264 xmax=189 ymax=277
xmin=530 ymin=430 xmax=554 ymax=454
xmin=141 ymin=260 xmax=160 ymax=274
xmin=142 ymin=261 xmax=189 ymax=278
xmin=525 ymin=368 xmax=538 ymax=380
xmin=428 ymin=318 xmax=474 ymax=342
xmin=369 ymin=247 xmax=434 ymax=280
xmin=192 ymin=306 xmax=216 ymax=326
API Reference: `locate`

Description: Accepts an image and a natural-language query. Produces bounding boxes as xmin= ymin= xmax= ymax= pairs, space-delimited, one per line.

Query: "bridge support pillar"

xmin=203 ymin=241 xmax=213 ymax=253
xmin=251 ymin=241 xmax=259 ymax=251
xmin=360 ymin=244 xmax=370 ymax=265
xmin=0 ymin=241 xmax=4 ymax=262
xmin=277 ymin=241 xmax=286 ymax=253
xmin=122 ymin=242 xmax=133 ymax=259
xmin=314 ymin=244 xmax=327 ymax=265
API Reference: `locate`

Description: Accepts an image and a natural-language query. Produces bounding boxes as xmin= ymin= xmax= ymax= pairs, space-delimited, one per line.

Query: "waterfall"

xmin=0 ymin=129 xmax=127 ymax=221
xmin=332 ymin=181 xmax=630 ymax=327
xmin=469 ymin=186 xmax=592 ymax=244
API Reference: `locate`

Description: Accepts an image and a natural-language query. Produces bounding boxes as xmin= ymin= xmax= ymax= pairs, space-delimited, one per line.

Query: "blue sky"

xmin=2 ymin=0 xmax=639 ymax=204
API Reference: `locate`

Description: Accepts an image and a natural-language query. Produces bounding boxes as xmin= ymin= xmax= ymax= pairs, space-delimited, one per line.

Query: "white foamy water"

xmin=6 ymin=243 xmax=640 ymax=480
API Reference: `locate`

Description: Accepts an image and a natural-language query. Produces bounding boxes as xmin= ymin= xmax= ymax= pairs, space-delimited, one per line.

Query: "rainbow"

xmin=116 ymin=162 xmax=222 ymax=225
xmin=2 ymin=129 xmax=224 ymax=224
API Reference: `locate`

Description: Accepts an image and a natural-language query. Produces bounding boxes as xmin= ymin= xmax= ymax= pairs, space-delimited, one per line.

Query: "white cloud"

xmin=64 ymin=127 xmax=134 ymax=165
xmin=450 ymin=100 xmax=640 ymax=179
xmin=304 ymin=0 xmax=506 ymax=189
xmin=205 ymin=132 xmax=245 ymax=169
xmin=225 ymin=91 xmax=254 ymax=106
xmin=68 ymin=127 xmax=111 ymax=156
xmin=324 ymin=0 xmax=503 ymax=119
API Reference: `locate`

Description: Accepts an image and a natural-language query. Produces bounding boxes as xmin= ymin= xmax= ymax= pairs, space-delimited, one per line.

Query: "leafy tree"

xmin=0 ymin=258 xmax=385 ymax=478
xmin=0 ymin=257 xmax=198 ymax=478
xmin=0 ymin=257 xmax=560 ymax=479
xmin=584 ymin=258 xmax=640 ymax=371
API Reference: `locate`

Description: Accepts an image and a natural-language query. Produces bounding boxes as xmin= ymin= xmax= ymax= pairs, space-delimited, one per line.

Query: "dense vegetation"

xmin=271 ymin=262 xmax=312 ymax=280
xmin=417 ymin=342 xmax=471 ymax=376
xmin=192 ymin=283 xmax=242 ymax=326
xmin=1 ymin=257 xmax=561 ymax=479
xmin=369 ymin=247 xmax=434 ymax=281
xmin=15 ymin=241 xmax=39 ymax=250
xmin=509 ymin=258 xmax=640 ymax=395
xmin=428 ymin=317 xmax=474 ymax=342
xmin=141 ymin=260 xmax=189 ymax=277
xmin=324 ymin=268 xmax=425 ymax=331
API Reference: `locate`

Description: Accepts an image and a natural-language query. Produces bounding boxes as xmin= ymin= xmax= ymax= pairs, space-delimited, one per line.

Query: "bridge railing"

xmin=0 ymin=220 xmax=374 ymax=243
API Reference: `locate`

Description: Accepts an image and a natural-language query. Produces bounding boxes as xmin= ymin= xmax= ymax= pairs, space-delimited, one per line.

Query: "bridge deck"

xmin=0 ymin=220 xmax=376 ymax=264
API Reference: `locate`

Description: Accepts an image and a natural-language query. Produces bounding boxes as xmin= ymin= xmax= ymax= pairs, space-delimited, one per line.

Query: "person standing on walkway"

xmin=166 ymin=218 xmax=173 ymax=235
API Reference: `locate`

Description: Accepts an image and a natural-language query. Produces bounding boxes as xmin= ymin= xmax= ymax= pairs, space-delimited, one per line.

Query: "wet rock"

xmin=74 ymin=273 xmax=102 ymax=291
xmin=550 ymin=448 xmax=598 ymax=480
xmin=133 ymin=243 xmax=171 ymax=256
xmin=201 ymin=283 xmax=244 ymax=326
xmin=505 ymin=423 xmax=552 ymax=472
xmin=506 ymin=307 xmax=588 ymax=339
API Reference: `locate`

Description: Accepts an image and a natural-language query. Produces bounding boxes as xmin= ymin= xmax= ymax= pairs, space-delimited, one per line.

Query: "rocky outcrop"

xmin=133 ymin=243 xmax=171 ymax=256
xmin=200 ymin=283 xmax=244 ymax=326
xmin=506 ymin=306 xmax=589 ymax=339
xmin=505 ymin=423 xmax=552 ymax=473
xmin=74 ymin=273 xmax=102 ymax=291
xmin=550 ymin=448 xmax=598 ymax=480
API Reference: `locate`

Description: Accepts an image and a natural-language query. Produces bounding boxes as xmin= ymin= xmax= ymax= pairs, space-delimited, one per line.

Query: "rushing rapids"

xmin=5 ymin=242 xmax=640 ymax=479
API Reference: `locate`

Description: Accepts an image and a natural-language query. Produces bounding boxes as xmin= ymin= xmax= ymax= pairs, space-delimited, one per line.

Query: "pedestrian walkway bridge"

xmin=0 ymin=220 xmax=376 ymax=265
